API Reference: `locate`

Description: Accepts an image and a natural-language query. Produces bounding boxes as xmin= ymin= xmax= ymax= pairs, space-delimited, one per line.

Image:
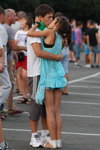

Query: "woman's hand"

xmin=48 ymin=18 xmax=57 ymax=29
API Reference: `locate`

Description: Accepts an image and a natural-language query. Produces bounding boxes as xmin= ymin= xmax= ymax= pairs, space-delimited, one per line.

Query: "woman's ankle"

xmin=50 ymin=140 xmax=56 ymax=148
xmin=56 ymin=139 xmax=62 ymax=148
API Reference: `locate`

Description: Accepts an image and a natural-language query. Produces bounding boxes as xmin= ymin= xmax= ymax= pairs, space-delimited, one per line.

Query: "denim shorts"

xmin=84 ymin=44 xmax=90 ymax=55
xmin=69 ymin=41 xmax=75 ymax=51
xmin=74 ymin=44 xmax=81 ymax=59
xmin=91 ymin=46 xmax=100 ymax=54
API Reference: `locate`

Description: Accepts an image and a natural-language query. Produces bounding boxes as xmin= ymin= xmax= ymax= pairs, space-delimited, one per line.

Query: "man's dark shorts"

xmin=28 ymin=76 xmax=46 ymax=121
xmin=69 ymin=41 xmax=75 ymax=51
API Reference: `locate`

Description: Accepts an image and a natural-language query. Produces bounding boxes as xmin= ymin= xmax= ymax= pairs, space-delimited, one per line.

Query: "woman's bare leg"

xmin=54 ymin=89 xmax=62 ymax=140
xmin=45 ymin=89 xmax=56 ymax=140
xmin=17 ymin=67 xmax=23 ymax=93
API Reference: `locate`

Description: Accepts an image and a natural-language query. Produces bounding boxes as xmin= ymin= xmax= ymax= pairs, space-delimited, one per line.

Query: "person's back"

xmin=27 ymin=28 xmax=41 ymax=77
xmin=87 ymin=27 xmax=98 ymax=46
xmin=75 ymin=27 xmax=82 ymax=45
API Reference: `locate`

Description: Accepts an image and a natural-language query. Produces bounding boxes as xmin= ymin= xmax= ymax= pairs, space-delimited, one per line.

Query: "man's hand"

xmin=48 ymin=18 xmax=57 ymax=29
xmin=21 ymin=46 xmax=27 ymax=51
xmin=56 ymin=53 xmax=62 ymax=61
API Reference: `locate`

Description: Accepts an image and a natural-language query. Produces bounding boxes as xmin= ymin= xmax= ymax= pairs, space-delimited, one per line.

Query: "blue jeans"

xmin=74 ymin=44 xmax=81 ymax=59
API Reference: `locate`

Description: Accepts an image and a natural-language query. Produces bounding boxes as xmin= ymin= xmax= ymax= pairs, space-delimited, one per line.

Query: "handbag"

xmin=17 ymin=52 xmax=25 ymax=61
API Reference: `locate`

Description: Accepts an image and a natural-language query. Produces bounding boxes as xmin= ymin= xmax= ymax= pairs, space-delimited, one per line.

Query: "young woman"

xmin=27 ymin=16 xmax=71 ymax=148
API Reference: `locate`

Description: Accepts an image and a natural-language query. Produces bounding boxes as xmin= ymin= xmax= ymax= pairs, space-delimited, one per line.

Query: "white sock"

xmin=31 ymin=132 xmax=38 ymax=138
xmin=50 ymin=140 xmax=56 ymax=148
xmin=41 ymin=130 xmax=49 ymax=137
xmin=0 ymin=141 xmax=5 ymax=148
xmin=56 ymin=139 xmax=62 ymax=148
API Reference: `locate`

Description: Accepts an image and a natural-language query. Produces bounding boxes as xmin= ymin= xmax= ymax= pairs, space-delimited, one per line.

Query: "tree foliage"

xmin=0 ymin=0 xmax=100 ymax=22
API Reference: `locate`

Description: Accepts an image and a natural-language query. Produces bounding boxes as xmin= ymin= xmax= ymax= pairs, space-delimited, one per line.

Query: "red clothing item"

xmin=16 ymin=56 xmax=27 ymax=70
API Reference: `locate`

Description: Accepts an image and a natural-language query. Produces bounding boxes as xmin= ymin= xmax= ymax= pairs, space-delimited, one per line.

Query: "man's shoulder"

xmin=0 ymin=24 xmax=6 ymax=31
xmin=27 ymin=36 xmax=41 ymax=43
xmin=4 ymin=23 xmax=10 ymax=30
xmin=4 ymin=24 xmax=15 ymax=38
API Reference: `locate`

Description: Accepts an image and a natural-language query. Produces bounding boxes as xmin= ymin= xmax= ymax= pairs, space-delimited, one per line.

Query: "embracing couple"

xmin=27 ymin=4 xmax=71 ymax=149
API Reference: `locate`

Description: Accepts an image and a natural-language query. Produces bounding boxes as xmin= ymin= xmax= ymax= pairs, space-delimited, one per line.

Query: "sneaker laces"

xmin=34 ymin=135 xmax=41 ymax=143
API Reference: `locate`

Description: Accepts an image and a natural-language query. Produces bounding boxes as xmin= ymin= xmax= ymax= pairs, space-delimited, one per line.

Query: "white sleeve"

xmin=29 ymin=37 xmax=41 ymax=44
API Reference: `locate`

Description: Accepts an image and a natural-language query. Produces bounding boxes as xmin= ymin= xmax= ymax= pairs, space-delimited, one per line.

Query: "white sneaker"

xmin=30 ymin=135 xmax=41 ymax=148
xmin=85 ymin=64 xmax=91 ymax=68
xmin=56 ymin=140 xmax=62 ymax=148
xmin=40 ymin=133 xmax=50 ymax=145
xmin=0 ymin=142 xmax=12 ymax=150
xmin=74 ymin=63 xmax=81 ymax=68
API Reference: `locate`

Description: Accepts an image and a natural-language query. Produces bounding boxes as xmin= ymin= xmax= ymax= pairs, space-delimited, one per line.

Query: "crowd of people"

xmin=0 ymin=3 xmax=100 ymax=150
xmin=69 ymin=19 xmax=100 ymax=68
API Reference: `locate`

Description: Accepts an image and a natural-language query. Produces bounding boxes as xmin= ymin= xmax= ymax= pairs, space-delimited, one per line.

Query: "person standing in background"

xmin=74 ymin=21 xmax=83 ymax=67
xmin=4 ymin=9 xmax=26 ymax=115
xmin=0 ymin=7 xmax=12 ymax=150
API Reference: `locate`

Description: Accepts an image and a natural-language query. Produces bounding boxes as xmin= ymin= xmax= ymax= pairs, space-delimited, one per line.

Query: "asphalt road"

xmin=2 ymin=53 xmax=100 ymax=150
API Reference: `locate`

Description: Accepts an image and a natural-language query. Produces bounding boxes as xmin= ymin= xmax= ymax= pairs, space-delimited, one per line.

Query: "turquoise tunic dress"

xmin=36 ymin=32 xmax=67 ymax=105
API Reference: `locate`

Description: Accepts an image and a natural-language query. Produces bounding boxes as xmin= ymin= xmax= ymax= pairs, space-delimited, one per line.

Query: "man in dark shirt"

xmin=86 ymin=20 xmax=100 ymax=68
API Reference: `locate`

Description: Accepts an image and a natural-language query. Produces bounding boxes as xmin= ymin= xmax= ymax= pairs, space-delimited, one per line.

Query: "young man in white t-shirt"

xmin=27 ymin=4 xmax=62 ymax=148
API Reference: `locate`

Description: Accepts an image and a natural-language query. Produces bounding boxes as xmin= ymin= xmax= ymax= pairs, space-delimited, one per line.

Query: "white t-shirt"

xmin=15 ymin=30 xmax=27 ymax=56
xmin=11 ymin=21 xmax=21 ymax=34
xmin=27 ymin=33 xmax=41 ymax=77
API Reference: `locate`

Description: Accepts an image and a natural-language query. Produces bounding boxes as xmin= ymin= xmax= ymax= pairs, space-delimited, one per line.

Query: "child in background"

xmin=15 ymin=15 xmax=33 ymax=104
xmin=82 ymin=34 xmax=91 ymax=67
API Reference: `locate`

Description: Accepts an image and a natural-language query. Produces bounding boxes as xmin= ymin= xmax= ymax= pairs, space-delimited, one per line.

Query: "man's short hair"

xmin=5 ymin=9 xmax=15 ymax=16
xmin=35 ymin=4 xmax=54 ymax=17
xmin=16 ymin=11 xmax=27 ymax=19
xmin=87 ymin=19 xmax=95 ymax=26
xmin=0 ymin=7 xmax=5 ymax=15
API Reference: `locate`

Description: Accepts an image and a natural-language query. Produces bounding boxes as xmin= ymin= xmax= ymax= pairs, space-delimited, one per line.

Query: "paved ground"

xmin=2 ymin=53 xmax=100 ymax=150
